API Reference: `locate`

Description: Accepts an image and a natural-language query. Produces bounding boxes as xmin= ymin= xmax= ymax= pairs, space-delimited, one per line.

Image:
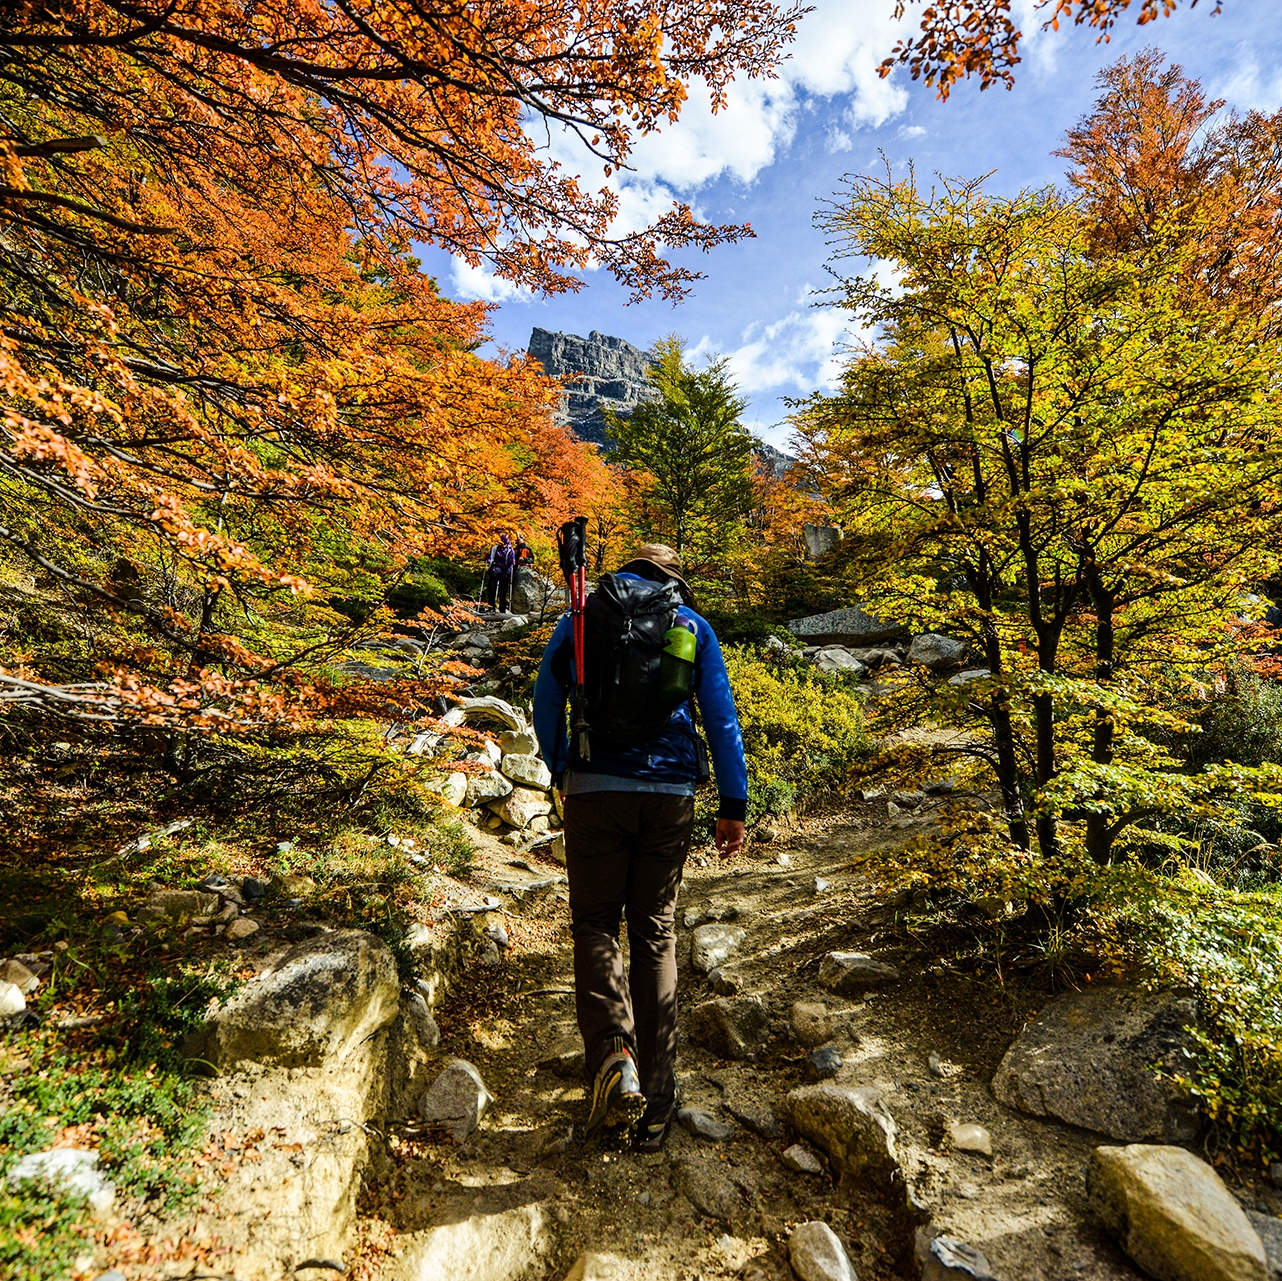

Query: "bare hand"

xmin=714 ymin=819 xmax=746 ymax=859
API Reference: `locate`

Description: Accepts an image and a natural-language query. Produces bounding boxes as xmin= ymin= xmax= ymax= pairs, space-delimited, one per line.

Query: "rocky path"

xmin=357 ymin=802 xmax=1154 ymax=1281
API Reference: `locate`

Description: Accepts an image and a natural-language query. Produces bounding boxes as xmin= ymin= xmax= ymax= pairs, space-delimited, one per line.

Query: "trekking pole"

xmin=557 ymin=516 xmax=591 ymax=760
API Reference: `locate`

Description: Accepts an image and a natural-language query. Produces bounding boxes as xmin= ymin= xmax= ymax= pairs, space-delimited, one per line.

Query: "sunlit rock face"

xmin=528 ymin=327 xmax=656 ymax=445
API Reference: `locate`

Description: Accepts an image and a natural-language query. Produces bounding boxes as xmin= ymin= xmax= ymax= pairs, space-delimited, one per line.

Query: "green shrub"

xmin=1187 ymin=662 xmax=1282 ymax=769
xmin=386 ymin=570 xmax=450 ymax=618
xmin=720 ymin=646 xmax=868 ymax=822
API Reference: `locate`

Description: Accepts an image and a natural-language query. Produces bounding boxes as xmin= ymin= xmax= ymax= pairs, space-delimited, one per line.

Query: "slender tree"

xmin=606 ymin=338 xmax=756 ymax=562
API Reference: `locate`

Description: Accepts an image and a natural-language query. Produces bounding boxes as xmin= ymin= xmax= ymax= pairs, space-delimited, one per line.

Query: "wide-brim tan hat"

xmin=620 ymin=543 xmax=695 ymax=604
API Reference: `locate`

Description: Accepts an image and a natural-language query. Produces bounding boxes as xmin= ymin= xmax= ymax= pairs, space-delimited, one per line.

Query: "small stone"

xmin=791 ymin=1001 xmax=831 ymax=1049
xmin=818 ymin=951 xmax=901 ymax=994
xmin=136 ymin=889 xmax=221 ymax=924
xmin=814 ymin=877 xmax=831 ymax=894
xmin=928 ymin=1052 xmax=948 ymax=1078
xmin=0 ymin=959 xmax=39 ymax=994
xmin=726 ymin=1099 xmax=783 ymax=1140
xmin=1271 ymin=1163 xmax=1282 ymax=1190
xmin=0 ymin=981 xmax=25 ymax=1017
xmin=528 ymin=815 xmax=549 ymax=835
xmin=241 ymin=876 xmax=269 ymax=901
xmin=757 ymin=826 xmax=779 ymax=843
xmin=419 ymin=1060 xmax=493 ymax=1144
xmin=708 ymin=967 xmax=740 ymax=996
xmin=224 ymin=918 xmax=260 ymax=942
xmin=498 ymin=729 xmax=539 ymax=756
xmin=776 ymin=852 xmax=792 ymax=867
xmin=484 ymin=919 xmax=509 ymax=949
xmin=782 ymin=1143 xmax=824 ymax=1174
xmin=687 ymin=996 xmax=770 ymax=1061
xmin=949 ymin=1122 xmax=993 ymax=1157
xmin=678 ymin=1106 xmax=736 ymax=1141
xmin=548 ymin=832 xmax=566 ymax=865
xmin=404 ymin=991 xmax=441 ymax=1050
xmin=921 ymin=1234 xmax=1000 ymax=1281
xmin=467 ymin=769 xmax=514 ymax=805
xmin=808 ymin=1047 xmax=843 ymax=1080
xmin=8 ymin=1148 xmax=115 ymax=1212
xmin=691 ymin=923 xmax=746 ymax=974
xmin=1088 ymin=1143 xmax=1267 ymax=1281
xmin=788 ymin=1220 xmax=858 ymax=1281
xmin=677 ymin=1157 xmax=744 ymax=1223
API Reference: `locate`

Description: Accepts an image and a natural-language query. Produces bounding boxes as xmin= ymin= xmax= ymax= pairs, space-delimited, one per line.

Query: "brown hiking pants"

xmin=562 ymin=791 xmax=695 ymax=1113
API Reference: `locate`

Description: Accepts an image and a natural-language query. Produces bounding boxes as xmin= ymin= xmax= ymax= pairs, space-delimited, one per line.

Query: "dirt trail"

xmin=359 ymin=801 xmax=1147 ymax=1281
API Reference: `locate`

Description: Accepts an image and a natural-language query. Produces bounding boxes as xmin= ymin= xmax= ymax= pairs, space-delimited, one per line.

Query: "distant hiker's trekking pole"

xmin=557 ymin=515 xmax=590 ymax=761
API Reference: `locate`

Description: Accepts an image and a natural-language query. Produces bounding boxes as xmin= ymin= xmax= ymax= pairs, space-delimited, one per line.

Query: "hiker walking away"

xmin=533 ymin=543 xmax=747 ymax=1150
xmin=515 ymin=536 xmax=534 ymax=571
xmin=483 ymin=533 xmax=517 ymax=612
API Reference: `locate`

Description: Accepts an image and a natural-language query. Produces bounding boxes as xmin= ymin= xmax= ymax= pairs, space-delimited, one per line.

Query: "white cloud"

xmin=450 ymin=258 xmax=535 ymax=304
xmin=898 ymin=124 xmax=927 ymax=139
xmin=1215 ymin=44 xmax=1282 ymax=111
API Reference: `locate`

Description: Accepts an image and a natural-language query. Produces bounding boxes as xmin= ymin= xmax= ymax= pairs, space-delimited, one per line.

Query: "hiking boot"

xmin=634 ymin=1102 xmax=674 ymax=1153
xmin=584 ymin=1036 xmax=645 ymax=1135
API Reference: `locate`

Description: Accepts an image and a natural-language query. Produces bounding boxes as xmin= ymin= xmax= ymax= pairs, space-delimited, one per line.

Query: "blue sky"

xmin=416 ymin=0 xmax=1282 ymax=450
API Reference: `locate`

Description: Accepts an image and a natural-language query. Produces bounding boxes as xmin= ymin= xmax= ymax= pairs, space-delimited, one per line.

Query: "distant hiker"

xmin=483 ymin=533 xmax=517 ymax=612
xmin=515 ymin=536 xmax=534 ymax=570
xmin=533 ymin=542 xmax=748 ymax=1151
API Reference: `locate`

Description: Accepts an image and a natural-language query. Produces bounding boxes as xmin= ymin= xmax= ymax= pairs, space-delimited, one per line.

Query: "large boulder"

xmin=788 ymin=1221 xmax=858 ymax=1281
xmin=991 ymin=985 xmax=1199 ymax=1142
xmin=8 ymin=1148 xmax=116 ymax=1213
xmin=390 ymin=1203 xmax=551 ymax=1281
xmin=467 ymin=769 xmax=514 ymax=805
xmin=184 ymin=930 xmax=400 ymax=1069
xmin=787 ymin=605 xmax=906 ymax=647
xmin=1088 ymin=1144 xmax=1267 ymax=1281
xmin=802 ymin=523 xmax=843 ymax=559
xmin=490 ymin=786 xmax=553 ymax=828
xmin=907 ymin=633 xmax=969 ymax=671
xmin=687 ymin=996 xmax=770 ymax=1060
xmin=501 ymin=753 xmax=552 ymax=791
xmin=787 ymin=1083 xmax=899 ymax=1186
xmin=814 ymin=649 xmax=868 ymax=677
xmin=511 ymin=567 xmax=565 ymax=615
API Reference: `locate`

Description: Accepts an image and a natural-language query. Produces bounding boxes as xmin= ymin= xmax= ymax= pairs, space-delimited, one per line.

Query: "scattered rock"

xmin=691 ymin=923 xmax=746 ymax=974
xmin=757 ymin=826 xmax=779 ymax=843
xmin=725 ymin=1098 xmax=783 ymax=1140
xmin=948 ymin=1122 xmax=993 ymax=1157
xmin=536 ymin=1122 xmax=574 ymax=1159
xmin=908 ymin=633 xmax=969 ymax=671
xmin=920 ymin=1233 xmax=1000 ymax=1281
xmin=814 ymin=649 xmax=868 ymax=676
xmin=0 ymin=959 xmax=38 ymax=994
xmin=273 ymin=872 xmax=316 ymax=898
xmin=562 ymin=1251 xmax=627 ymax=1280
xmin=241 ymin=875 xmax=269 ymax=901
xmin=791 ymin=1001 xmax=831 ymax=1049
xmin=136 ymin=889 xmax=221 ymax=924
xmin=808 ymin=1047 xmax=844 ymax=1080
xmin=1272 ymin=1163 xmax=1282 ymax=1191
xmin=394 ymin=1203 xmax=550 ymax=1281
xmin=491 ymin=787 xmax=553 ymax=829
xmin=547 ymin=832 xmax=566 ymax=866
xmin=8 ymin=1148 xmax=116 ymax=1212
xmin=802 ymin=522 xmax=843 ymax=559
xmin=677 ymin=1156 xmax=744 ymax=1223
xmin=403 ymin=991 xmax=442 ymax=1050
xmin=782 ymin=1143 xmax=824 ymax=1175
xmin=818 ymin=951 xmax=901 ymax=994
xmin=948 ymin=669 xmax=990 ymax=686
xmin=991 ymin=985 xmax=1200 ymax=1142
xmin=708 ymin=967 xmax=740 ymax=996
xmin=467 ymin=769 xmax=514 ymax=805
xmin=687 ymin=996 xmax=770 ymax=1060
xmin=0 ymin=982 xmax=26 ymax=1018
xmin=498 ymin=729 xmax=539 ymax=757
xmin=224 ymin=918 xmax=260 ymax=942
xmin=1089 ymin=1144 xmax=1267 ymax=1281
xmin=814 ymin=877 xmax=831 ymax=894
xmin=678 ymin=1106 xmax=736 ymax=1141
xmin=183 ymin=929 xmax=400 ymax=1069
xmin=1245 ymin=1212 xmax=1282 ymax=1281
xmin=426 ymin=772 xmax=468 ymax=806
xmin=928 ymin=1052 xmax=950 ymax=1079
xmin=788 ymin=1220 xmax=858 ymax=1281
xmin=787 ymin=1084 xmax=899 ymax=1186
xmin=418 ymin=1059 xmax=494 ymax=1144
xmin=501 ymin=753 xmax=553 ymax=790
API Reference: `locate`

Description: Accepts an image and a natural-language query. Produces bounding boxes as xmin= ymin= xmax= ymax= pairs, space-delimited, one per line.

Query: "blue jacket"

xmin=533 ymin=573 xmax=749 ymax=822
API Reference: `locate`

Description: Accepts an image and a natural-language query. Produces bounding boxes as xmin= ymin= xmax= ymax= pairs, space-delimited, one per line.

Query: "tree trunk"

xmin=1084 ymin=563 xmax=1116 ymax=865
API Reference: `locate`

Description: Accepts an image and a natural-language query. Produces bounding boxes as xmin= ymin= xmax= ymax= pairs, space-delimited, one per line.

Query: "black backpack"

xmin=580 ymin=573 xmax=688 ymax=747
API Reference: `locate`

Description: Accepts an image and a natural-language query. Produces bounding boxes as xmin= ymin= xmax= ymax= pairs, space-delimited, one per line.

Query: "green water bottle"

xmin=659 ymin=623 xmax=697 ymax=703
